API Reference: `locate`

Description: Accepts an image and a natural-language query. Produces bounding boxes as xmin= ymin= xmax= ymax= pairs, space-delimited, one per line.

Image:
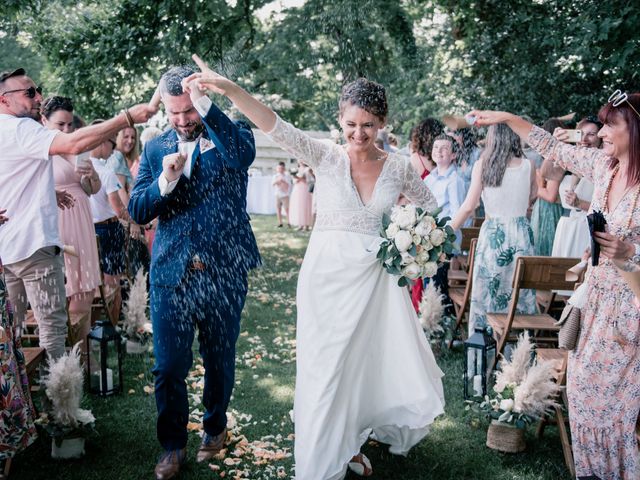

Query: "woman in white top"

xmin=451 ymin=124 xmax=538 ymax=337
xmin=187 ymin=55 xmax=445 ymax=480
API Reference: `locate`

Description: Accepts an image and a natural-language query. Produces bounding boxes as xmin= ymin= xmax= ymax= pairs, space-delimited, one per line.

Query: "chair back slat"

xmin=512 ymin=256 xmax=581 ymax=291
xmin=460 ymin=227 xmax=481 ymax=252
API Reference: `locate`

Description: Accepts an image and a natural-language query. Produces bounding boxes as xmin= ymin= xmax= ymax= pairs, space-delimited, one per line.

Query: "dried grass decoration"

xmin=466 ymin=332 xmax=561 ymax=453
xmin=122 ymin=268 xmax=153 ymax=351
xmin=36 ymin=343 xmax=96 ymax=456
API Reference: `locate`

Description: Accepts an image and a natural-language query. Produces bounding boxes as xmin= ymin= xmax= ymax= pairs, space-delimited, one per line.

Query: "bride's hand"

xmin=466 ymin=110 xmax=512 ymax=127
xmin=183 ymin=54 xmax=236 ymax=96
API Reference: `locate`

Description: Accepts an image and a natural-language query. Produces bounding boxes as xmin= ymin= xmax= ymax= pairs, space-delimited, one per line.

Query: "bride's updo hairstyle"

xmin=339 ymin=78 xmax=388 ymax=122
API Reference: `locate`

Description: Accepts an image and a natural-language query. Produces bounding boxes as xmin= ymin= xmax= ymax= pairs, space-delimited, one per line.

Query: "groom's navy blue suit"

xmin=129 ymin=102 xmax=261 ymax=450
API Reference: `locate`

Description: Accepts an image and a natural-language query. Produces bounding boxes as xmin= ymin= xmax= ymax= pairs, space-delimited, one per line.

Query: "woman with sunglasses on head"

xmin=41 ymin=96 xmax=102 ymax=351
xmin=469 ymin=91 xmax=640 ymax=480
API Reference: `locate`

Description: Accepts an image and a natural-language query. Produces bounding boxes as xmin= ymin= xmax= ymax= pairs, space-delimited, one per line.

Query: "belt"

xmin=95 ymin=217 xmax=118 ymax=225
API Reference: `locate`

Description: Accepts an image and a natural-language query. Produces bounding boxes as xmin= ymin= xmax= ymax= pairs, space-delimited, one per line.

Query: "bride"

xmin=185 ymin=55 xmax=445 ymax=480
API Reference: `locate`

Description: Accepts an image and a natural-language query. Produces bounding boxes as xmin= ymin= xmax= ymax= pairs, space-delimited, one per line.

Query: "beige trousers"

xmin=4 ymin=246 xmax=68 ymax=359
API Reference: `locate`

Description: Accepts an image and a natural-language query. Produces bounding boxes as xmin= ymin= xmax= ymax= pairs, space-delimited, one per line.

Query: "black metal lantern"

xmin=87 ymin=319 xmax=124 ymax=396
xmin=464 ymin=326 xmax=497 ymax=400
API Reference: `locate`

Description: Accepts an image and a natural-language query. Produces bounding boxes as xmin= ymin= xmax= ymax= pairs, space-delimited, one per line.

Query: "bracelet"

xmin=122 ymin=108 xmax=134 ymax=128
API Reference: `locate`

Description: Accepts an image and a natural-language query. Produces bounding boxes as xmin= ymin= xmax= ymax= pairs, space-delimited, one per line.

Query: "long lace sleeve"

xmin=527 ymin=126 xmax=610 ymax=183
xmin=401 ymin=158 xmax=437 ymax=211
xmin=265 ymin=115 xmax=335 ymax=169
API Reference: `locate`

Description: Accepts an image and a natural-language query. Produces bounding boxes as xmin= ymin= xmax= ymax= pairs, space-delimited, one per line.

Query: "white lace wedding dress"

xmin=267 ymin=116 xmax=446 ymax=480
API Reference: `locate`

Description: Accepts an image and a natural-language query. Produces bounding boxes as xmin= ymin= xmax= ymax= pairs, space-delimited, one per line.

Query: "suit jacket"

xmin=129 ymin=103 xmax=261 ymax=287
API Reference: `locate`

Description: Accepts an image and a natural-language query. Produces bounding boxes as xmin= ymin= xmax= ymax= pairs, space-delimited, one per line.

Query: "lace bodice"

xmin=266 ymin=115 xmax=437 ymax=235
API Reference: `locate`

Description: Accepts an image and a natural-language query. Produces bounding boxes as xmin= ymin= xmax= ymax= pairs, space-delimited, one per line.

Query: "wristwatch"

xmin=631 ymin=243 xmax=640 ymax=265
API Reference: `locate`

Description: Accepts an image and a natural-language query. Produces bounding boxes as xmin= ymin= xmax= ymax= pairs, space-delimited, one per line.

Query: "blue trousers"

xmin=150 ymin=268 xmax=248 ymax=450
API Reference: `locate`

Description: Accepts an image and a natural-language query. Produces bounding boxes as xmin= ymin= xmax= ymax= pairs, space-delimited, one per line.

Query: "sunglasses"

xmin=0 ymin=85 xmax=43 ymax=98
xmin=608 ymin=89 xmax=640 ymax=119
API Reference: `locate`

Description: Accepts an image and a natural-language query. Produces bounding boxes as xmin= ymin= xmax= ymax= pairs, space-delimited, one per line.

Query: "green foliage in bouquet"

xmin=377 ymin=205 xmax=457 ymax=287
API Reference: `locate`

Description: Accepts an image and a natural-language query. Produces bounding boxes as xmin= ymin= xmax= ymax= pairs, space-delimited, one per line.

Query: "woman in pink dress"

xmin=472 ymin=91 xmax=640 ymax=480
xmin=41 ymin=96 xmax=102 ymax=348
xmin=289 ymin=161 xmax=315 ymax=231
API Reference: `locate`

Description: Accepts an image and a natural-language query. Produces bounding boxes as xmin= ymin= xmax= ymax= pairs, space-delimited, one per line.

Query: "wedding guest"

xmin=530 ymin=118 xmax=565 ymax=255
xmin=450 ymin=123 xmax=538 ymax=338
xmin=42 ymin=96 xmax=102 ymax=349
xmin=423 ymin=134 xmax=465 ymax=309
xmin=129 ymin=65 xmax=261 ymax=480
xmin=116 ymin=126 xmax=140 ymax=179
xmin=450 ymin=127 xmax=482 ymax=196
xmin=552 ymin=116 xmax=602 ymax=258
xmin=89 ymin=123 xmax=135 ymax=324
xmin=0 ymin=67 xmax=154 ymax=360
xmin=471 ymin=92 xmax=640 ymax=479
xmin=409 ymin=118 xmax=443 ymax=179
xmin=289 ymin=161 xmax=314 ymax=231
xmin=108 ymin=128 xmax=135 ymax=195
xmin=0 ymin=258 xmax=37 ymax=479
xmin=272 ymin=161 xmax=292 ymax=227
xmin=190 ymin=55 xmax=444 ymax=480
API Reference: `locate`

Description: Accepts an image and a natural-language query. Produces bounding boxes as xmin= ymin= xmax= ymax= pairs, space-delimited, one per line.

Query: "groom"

xmin=129 ymin=65 xmax=261 ymax=480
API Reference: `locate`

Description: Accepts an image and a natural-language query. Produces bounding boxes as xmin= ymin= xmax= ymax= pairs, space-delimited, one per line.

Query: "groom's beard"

xmin=175 ymin=121 xmax=204 ymax=142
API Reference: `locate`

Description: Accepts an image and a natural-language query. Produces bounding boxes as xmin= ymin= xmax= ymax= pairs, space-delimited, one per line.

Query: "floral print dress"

xmin=0 ymin=262 xmax=37 ymax=461
xmin=529 ymin=126 xmax=640 ymax=480
xmin=469 ymin=158 xmax=538 ymax=335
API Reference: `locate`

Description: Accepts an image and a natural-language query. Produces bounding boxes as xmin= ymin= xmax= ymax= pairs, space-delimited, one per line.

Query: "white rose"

xmin=385 ymin=222 xmax=400 ymax=238
xmin=421 ymin=238 xmax=433 ymax=251
xmin=400 ymin=251 xmax=414 ymax=265
xmin=414 ymin=217 xmax=434 ymax=237
xmin=422 ymin=261 xmax=438 ymax=278
xmin=499 ymin=399 xmax=514 ymax=412
xmin=401 ymin=262 xmax=421 ymax=280
xmin=391 ymin=205 xmax=417 ymax=229
xmin=416 ymin=250 xmax=430 ymax=265
xmin=394 ymin=230 xmax=413 ymax=252
xmin=429 ymin=228 xmax=446 ymax=246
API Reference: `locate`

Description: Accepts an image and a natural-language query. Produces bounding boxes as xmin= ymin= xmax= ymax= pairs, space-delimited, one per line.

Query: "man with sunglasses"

xmin=0 ymin=67 xmax=156 ymax=361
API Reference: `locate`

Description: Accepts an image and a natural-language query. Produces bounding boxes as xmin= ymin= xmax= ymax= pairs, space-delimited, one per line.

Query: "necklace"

xmin=602 ymin=163 xmax=640 ymax=233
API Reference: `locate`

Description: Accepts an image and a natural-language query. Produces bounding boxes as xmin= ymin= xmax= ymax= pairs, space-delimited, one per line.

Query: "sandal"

xmin=348 ymin=453 xmax=373 ymax=476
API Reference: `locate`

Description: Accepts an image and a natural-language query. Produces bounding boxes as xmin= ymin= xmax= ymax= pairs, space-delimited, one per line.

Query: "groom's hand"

xmin=162 ymin=153 xmax=186 ymax=182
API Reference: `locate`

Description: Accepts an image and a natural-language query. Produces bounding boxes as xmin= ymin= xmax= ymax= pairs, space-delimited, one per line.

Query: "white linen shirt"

xmin=0 ymin=114 xmax=61 ymax=265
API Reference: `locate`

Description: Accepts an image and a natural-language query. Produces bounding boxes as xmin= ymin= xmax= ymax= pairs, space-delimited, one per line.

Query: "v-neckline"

xmin=604 ymin=168 xmax=635 ymax=215
xmin=342 ymin=148 xmax=390 ymax=208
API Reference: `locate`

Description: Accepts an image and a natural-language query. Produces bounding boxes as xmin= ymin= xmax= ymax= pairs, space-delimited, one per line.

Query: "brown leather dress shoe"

xmin=196 ymin=428 xmax=227 ymax=463
xmin=154 ymin=448 xmax=186 ymax=480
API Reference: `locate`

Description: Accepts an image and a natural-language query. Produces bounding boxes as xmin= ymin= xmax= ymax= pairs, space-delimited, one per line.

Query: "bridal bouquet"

xmin=377 ymin=205 xmax=456 ymax=287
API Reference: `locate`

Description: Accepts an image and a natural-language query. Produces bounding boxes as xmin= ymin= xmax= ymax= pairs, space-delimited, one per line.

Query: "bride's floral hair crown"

xmin=339 ymin=77 xmax=388 ymax=122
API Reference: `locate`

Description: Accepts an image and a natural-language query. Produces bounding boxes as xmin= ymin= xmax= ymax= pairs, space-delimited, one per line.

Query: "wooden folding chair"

xmin=472 ymin=217 xmax=485 ymax=227
xmin=454 ymin=227 xmax=481 ymax=274
xmin=448 ymin=238 xmax=478 ymax=349
xmin=535 ymin=348 xmax=575 ymax=477
xmin=486 ymin=256 xmax=581 ymax=368
xmin=23 ymin=346 xmax=46 ymax=393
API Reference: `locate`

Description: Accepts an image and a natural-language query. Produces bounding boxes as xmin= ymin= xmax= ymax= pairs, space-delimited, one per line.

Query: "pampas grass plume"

xmin=123 ymin=268 xmax=149 ymax=337
xmin=514 ymin=360 xmax=561 ymax=418
xmin=418 ymin=282 xmax=446 ymax=336
xmin=44 ymin=343 xmax=85 ymax=427
xmin=494 ymin=331 xmax=533 ymax=393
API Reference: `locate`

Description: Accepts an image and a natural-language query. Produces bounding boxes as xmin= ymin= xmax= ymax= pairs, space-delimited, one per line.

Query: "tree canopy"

xmin=2 ymin=0 xmax=638 ymax=136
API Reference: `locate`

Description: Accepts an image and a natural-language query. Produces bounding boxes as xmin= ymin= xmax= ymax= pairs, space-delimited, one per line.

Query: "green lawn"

xmin=10 ymin=216 xmax=571 ymax=480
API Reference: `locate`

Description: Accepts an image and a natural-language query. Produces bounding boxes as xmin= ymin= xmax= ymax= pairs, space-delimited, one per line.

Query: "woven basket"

xmin=557 ymin=306 xmax=581 ymax=350
xmin=486 ymin=420 xmax=526 ymax=453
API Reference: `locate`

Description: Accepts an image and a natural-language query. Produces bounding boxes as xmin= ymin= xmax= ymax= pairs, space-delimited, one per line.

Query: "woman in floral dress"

xmin=471 ymin=93 xmax=640 ymax=480
xmin=0 ymin=256 xmax=38 ymax=477
xmin=450 ymin=124 xmax=538 ymax=337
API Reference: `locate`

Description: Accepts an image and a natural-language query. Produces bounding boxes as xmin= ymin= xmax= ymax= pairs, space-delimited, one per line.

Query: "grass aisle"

xmin=11 ymin=215 xmax=570 ymax=480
